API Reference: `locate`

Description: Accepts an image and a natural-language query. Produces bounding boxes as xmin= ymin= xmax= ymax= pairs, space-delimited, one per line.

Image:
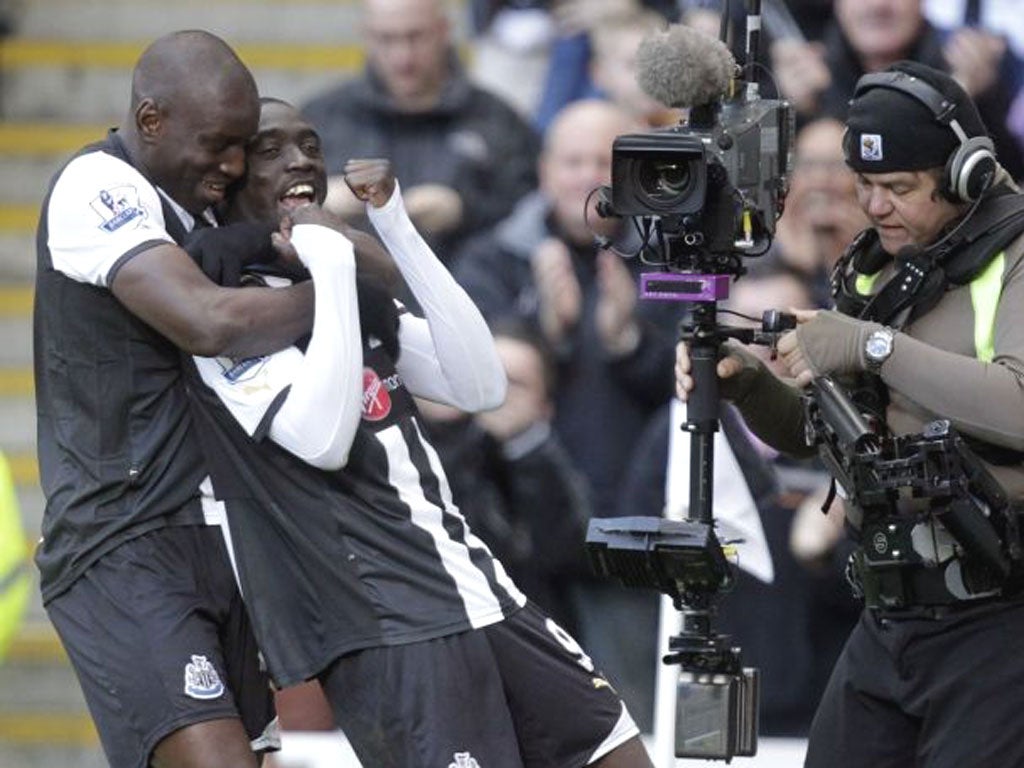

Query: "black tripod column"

xmin=684 ymin=302 xmax=721 ymax=525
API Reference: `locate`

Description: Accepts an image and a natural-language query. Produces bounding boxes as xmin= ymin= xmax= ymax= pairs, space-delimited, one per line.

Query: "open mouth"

xmin=203 ymin=180 xmax=229 ymax=202
xmin=279 ymin=183 xmax=317 ymax=212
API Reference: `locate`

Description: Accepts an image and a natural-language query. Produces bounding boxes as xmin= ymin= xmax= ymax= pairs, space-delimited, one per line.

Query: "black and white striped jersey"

xmin=35 ymin=131 xmax=208 ymax=603
xmin=188 ymin=195 xmax=525 ymax=686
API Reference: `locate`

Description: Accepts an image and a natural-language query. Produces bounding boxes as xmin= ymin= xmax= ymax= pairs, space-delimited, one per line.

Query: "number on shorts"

xmin=545 ymin=618 xmax=595 ymax=672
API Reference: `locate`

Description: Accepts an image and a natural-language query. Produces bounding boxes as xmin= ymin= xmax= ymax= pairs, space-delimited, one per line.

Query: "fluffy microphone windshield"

xmin=635 ymin=24 xmax=737 ymax=109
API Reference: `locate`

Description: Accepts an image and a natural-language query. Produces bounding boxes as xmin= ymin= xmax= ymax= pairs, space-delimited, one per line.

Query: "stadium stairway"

xmin=0 ymin=1 xmax=468 ymax=764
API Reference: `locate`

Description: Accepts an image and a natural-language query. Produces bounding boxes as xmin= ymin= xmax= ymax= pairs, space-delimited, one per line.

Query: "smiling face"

xmin=227 ymin=100 xmax=327 ymax=224
xmin=142 ymin=75 xmax=259 ymax=215
xmin=854 ymin=168 xmax=963 ymax=253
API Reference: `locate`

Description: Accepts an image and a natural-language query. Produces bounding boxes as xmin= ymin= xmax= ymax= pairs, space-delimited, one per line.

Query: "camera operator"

xmin=675 ymin=59 xmax=1024 ymax=767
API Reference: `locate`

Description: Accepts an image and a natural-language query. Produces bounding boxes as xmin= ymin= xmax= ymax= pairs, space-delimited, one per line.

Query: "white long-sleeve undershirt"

xmin=257 ymin=224 xmax=363 ymax=470
xmin=367 ymin=182 xmax=507 ymax=412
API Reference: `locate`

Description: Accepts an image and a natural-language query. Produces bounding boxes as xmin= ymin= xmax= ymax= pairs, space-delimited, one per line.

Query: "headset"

xmin=851 ymin=70 xmax=997 ymax=203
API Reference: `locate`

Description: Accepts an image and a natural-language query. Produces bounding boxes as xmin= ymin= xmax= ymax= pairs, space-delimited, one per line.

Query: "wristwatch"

xmin=864 ymin=328 xmax=895 ymax=372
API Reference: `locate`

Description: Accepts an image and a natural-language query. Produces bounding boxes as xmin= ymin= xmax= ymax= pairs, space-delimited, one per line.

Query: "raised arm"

xmin=346 ymin=159 xmax=507 ymax=411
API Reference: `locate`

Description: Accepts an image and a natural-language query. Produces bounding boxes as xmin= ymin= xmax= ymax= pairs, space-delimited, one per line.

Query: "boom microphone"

xmin=634 ymin=24 xmax=738 ymax=110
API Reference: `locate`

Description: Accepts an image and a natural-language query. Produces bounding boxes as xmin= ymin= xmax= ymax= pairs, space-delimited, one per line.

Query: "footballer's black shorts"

xmin=47 ymin=524 xmax=278 ymax=768
xmin=319 ymin=602 xmax=639 ymax=768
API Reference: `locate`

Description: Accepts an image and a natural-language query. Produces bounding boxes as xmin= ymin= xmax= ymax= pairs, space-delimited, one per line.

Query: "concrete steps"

xmin=0 ymin=621 xmax=104 ymax=768
xmin=1 ymin=39 xmax=360 ymax=123
xmin=13 ymin=0 xmax=365 ymax=43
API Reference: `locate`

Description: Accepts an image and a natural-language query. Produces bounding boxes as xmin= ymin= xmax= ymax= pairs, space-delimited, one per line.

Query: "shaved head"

xmin=122 ymin=30 xmax=260 ymax=214
xmin=541 ymin=100 xmax=637 ymax=242
xmin=131 ymin=30 xmax=257 ymax=113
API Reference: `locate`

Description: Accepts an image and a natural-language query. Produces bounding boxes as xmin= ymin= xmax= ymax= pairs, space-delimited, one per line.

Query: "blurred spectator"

xmin=589 ymin=8 xmax=682 ymax=128
xmin=456 ymin=99 xmax=679 ymax=521
xmin=303 ymin=0 xmax=539 ymax=263
xmin=469 ymin=0 xmax=557 ymax=118
xmin=417 ymin=318 xmax=591 ymax=632
xmin=0 ymin=450 xmax=30 ymax=663
xmin=924 ymin=0 xmax=1024 ymax=81
xmin=532 ymin=0 xmax=676 ymax=132
xmin=768 ymin=117 xmax=870 ymax=307
xmin=924 ymin=0 xmax=1024 ymax=156
xmin=770 ymin=0 xmax=1024 ymax=179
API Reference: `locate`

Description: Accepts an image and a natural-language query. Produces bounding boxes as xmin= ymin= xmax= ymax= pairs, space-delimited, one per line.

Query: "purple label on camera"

xmin=639 ymin=273 xmax=730 ymax=302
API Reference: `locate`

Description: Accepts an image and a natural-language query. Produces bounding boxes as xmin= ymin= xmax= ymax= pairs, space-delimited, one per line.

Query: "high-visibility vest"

xmin=0 ymin=451 xmax=30 ymax=663
xmin=854 ymin=251 xmax=1006 ymax=362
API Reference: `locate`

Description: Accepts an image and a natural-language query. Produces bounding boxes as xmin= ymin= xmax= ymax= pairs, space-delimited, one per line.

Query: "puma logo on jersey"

xmin=592 ymin=677 xmax=615 ymax=692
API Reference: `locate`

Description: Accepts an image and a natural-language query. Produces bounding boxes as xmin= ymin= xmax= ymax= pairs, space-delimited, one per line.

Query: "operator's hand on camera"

xmin=595 ymin=251 xmax=641 ymax=357
xmin=674 ymin=339 xmax=765 ymax=404
xmin=532 ymin=238 xmax=581 ymax=346
xmin=344 ymin=159 xmax=397 ymax=209
xmin=778 ymin=310 xmax=883 ymax=387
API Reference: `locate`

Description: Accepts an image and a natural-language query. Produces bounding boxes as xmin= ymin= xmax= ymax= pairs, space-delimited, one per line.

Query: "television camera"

xmin=584 ymin=2 xmax=795 ymax=760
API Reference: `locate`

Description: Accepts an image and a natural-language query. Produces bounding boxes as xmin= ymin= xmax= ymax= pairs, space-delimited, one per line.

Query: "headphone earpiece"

xmin=851 ymin=70 xmax=997 ymax=203
xmin=946 ymin=134 xmax=996 ymax=203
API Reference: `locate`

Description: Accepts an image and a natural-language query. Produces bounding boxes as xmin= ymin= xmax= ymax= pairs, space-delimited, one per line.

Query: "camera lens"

xmin=637 ymin=159 xmax=694 ymax=207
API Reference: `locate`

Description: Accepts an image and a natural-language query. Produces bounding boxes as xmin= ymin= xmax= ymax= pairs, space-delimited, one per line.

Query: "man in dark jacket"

xmin=303 ymin=0 xmax=539 ymax=262
xmin=771 ymin=0 xmax=1024 ymax=179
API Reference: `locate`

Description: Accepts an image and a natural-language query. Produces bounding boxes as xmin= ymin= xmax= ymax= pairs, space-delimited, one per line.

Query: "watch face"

xmin=866 ymin=332 xmax=892 ymax=361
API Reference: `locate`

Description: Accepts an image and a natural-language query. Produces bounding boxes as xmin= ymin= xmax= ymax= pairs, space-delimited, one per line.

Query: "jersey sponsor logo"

xmin=448 ymin=753 xmax=480 ymax=768
xmin=91 ymin=185 xmax=146 ymax=232
xmin=183 ymin=654 xmax=225 ymax=700
xmin=362 ymin=368 xmax=403 ymax=421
